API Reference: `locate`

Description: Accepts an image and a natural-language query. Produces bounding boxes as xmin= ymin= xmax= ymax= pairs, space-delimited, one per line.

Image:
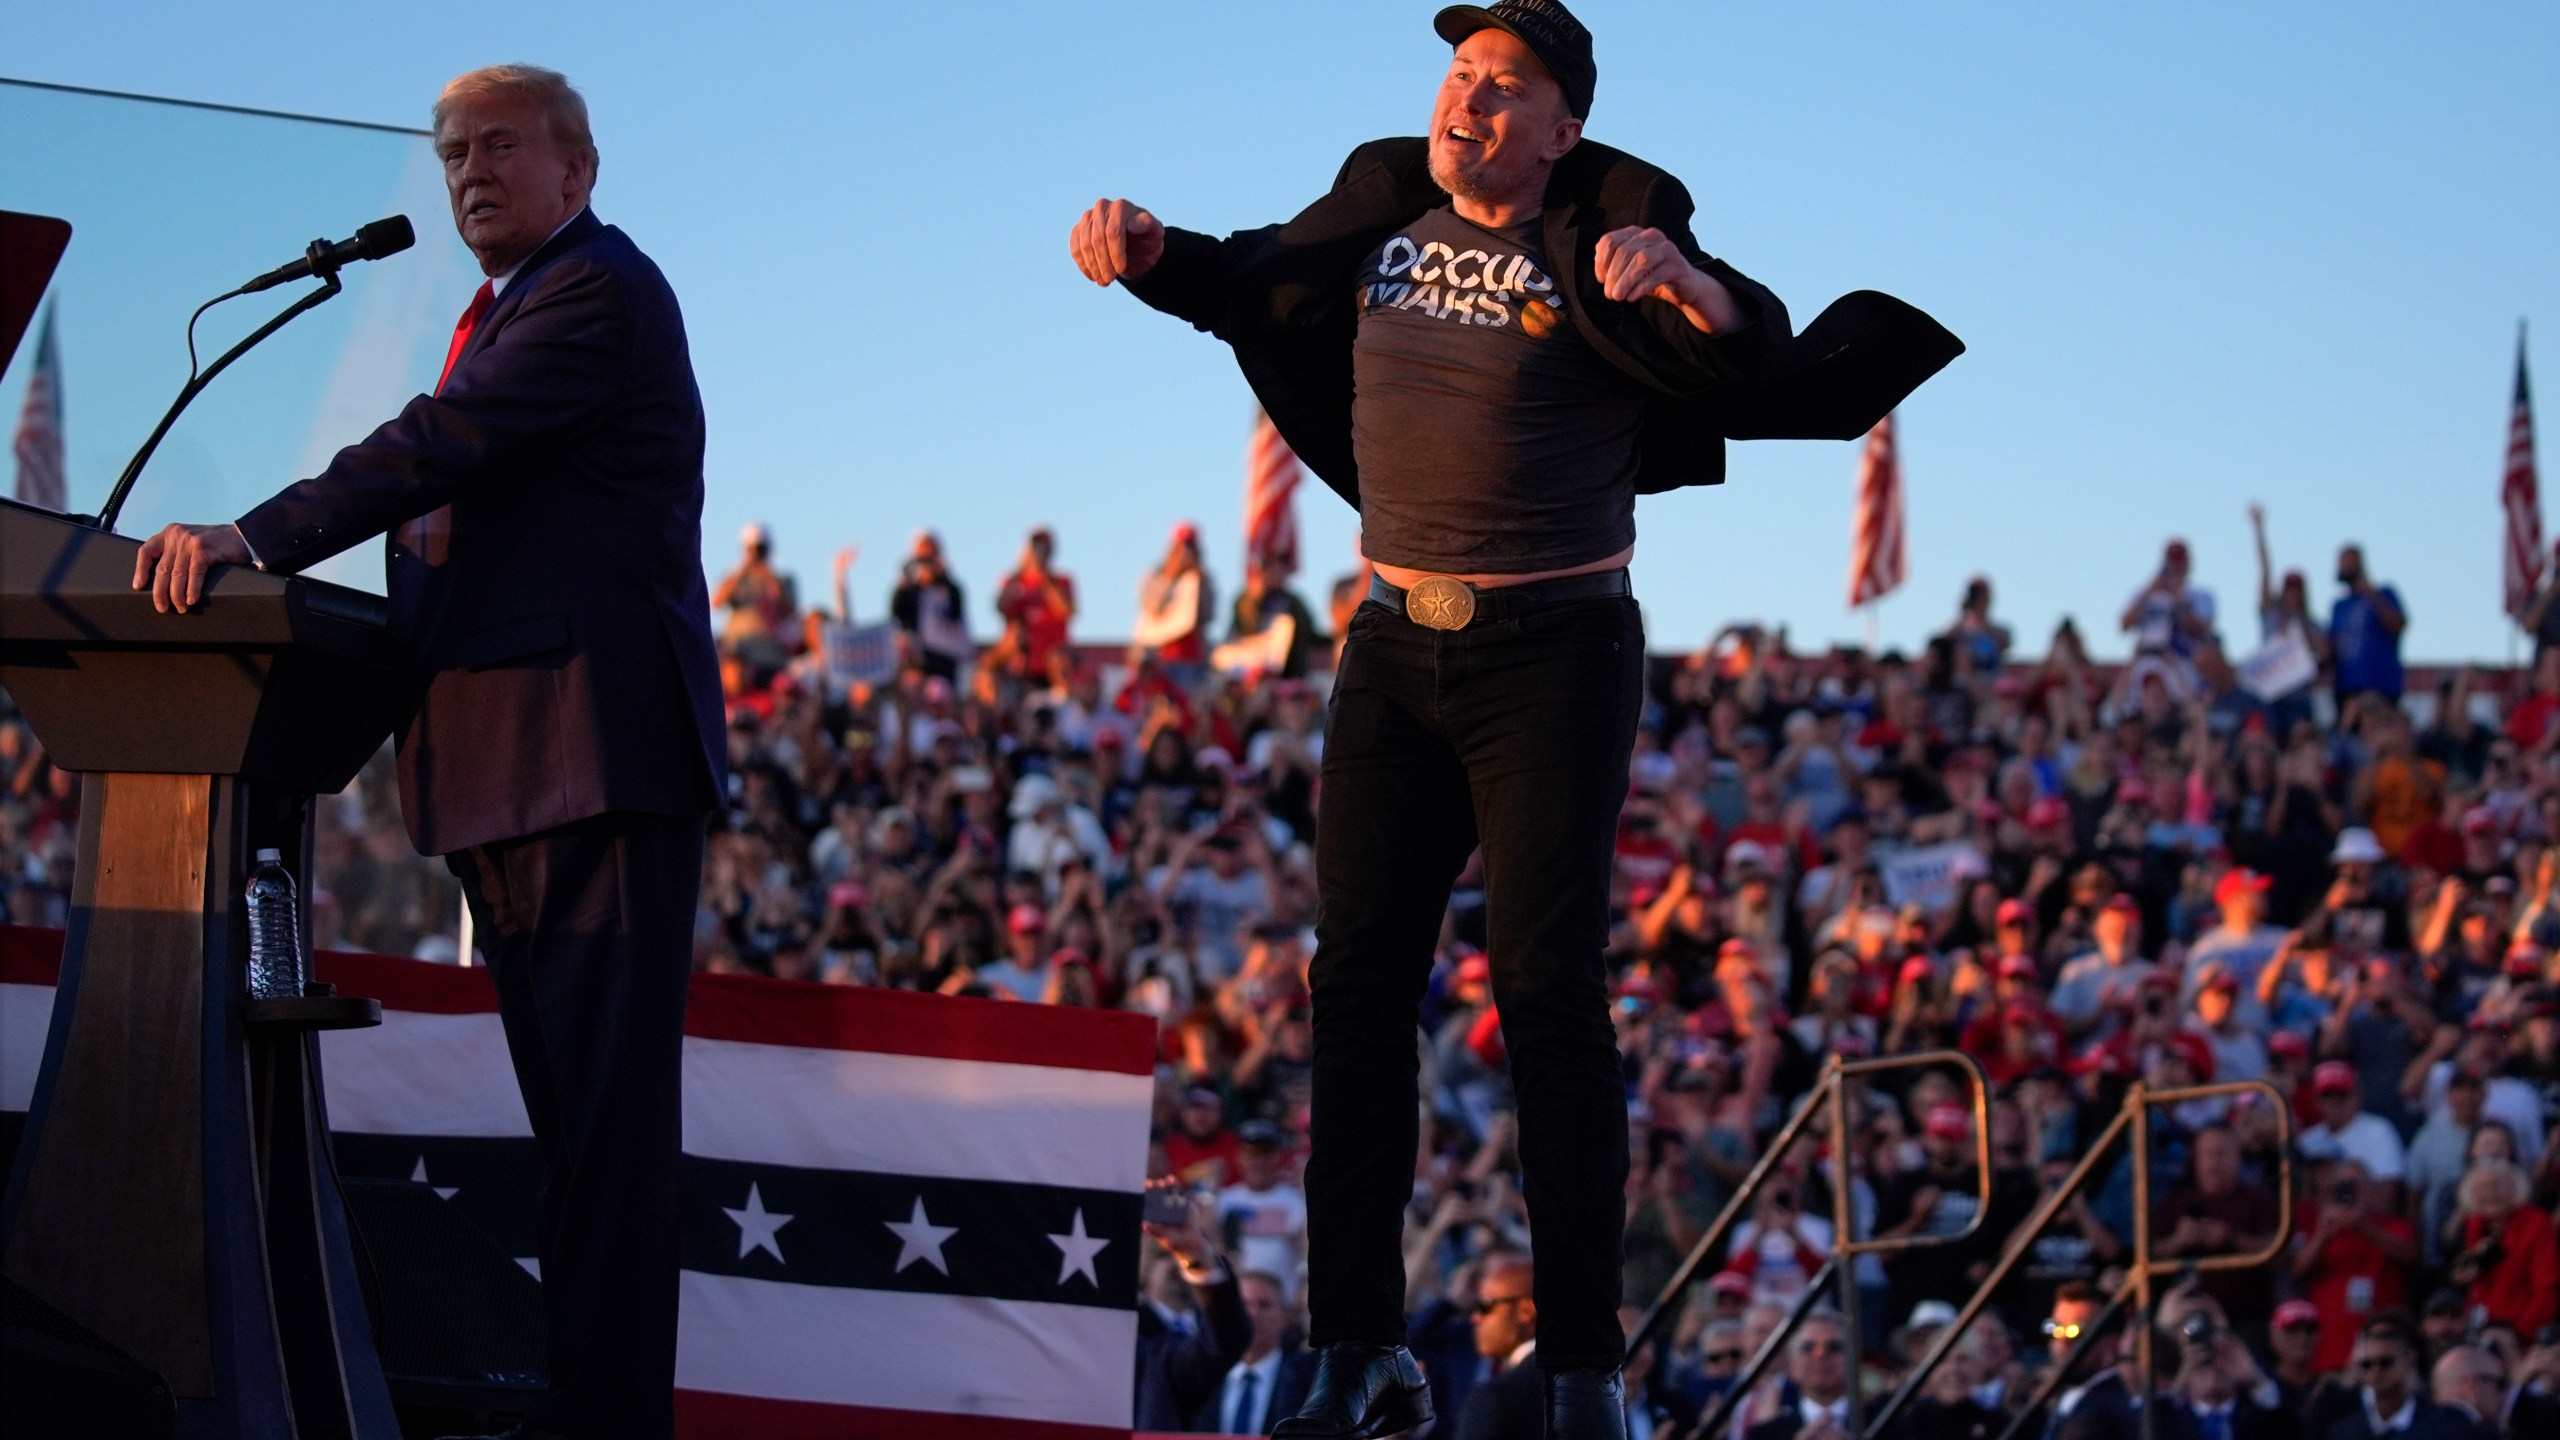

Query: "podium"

xmin=0 ymin=497 xmax=409 ymax=1438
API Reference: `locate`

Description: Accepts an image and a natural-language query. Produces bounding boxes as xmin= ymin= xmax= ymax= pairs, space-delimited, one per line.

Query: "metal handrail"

xmin=1865 ymin=1077 xmax=2295 ymax=1440
xmin=1624 ymin=1048 xmax=1995 ymax=1438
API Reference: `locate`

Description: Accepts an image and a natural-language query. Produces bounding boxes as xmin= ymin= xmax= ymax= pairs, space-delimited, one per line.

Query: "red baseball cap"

xmin=1924 ymin=1104 xmax=1972 ymax=1140
xmin=1996 ymin=898 xmax=2034 ymax=928
xmin=1998 ymin=953 xmax=2040 ymax=982
xmin=2273 ymin=1299 xmax=2320 ymax=1331
xmin=2465 ymin=808 xmax=2502 ymax=837
xmin=2163 ymin=1030 xmax=2217 ymax=1082
xmin=1455 ymin=952 xmax=1492 ymax=986
xmin=1718 ymin=938 xmax=1760 ymax=965
xmin=2101 ymin=894 xmax=2141 ymax=920
xmin=2267 ymin=1030 xmax=2311 ymax=1060
xmin=2508 ymin=943 xmax=2548 ymax=978
xmin=2027 ymin=797 xmax=2071 ymax=830
xmin=2213 ymin=869 xmax=2272 ymax=908
xmin=2069 ymin=1041 xmax=2136 ymax=1078
xmin=1899 ymin=956 xmax=1938 ymax=985
xmin=1708 ymin=1272 xmax=1751 ymax=1299
xmin=2312 ymin=1060 xmax=2360 ymax=1095
xmin=1007 ymin=903 xmax=1048 ymax=936
xmin=2197 ymin=964 xmax=2240 ymax=996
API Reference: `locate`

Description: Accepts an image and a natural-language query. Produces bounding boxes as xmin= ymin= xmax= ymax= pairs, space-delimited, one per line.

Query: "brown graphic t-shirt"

xmin=1350 ymin=206 xmax=1648 ymax=574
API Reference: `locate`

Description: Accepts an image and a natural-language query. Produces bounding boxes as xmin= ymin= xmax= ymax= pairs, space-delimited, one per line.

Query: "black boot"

xmin=1272 ymin=1343 xmax=1434 ymax=1438
xmin=1545 ymin=1366 xmax=1628 ymax=1440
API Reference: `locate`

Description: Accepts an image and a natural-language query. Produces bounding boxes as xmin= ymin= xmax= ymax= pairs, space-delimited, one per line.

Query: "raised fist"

xmin=1068 ymin=198 xmax=1164 ymax=286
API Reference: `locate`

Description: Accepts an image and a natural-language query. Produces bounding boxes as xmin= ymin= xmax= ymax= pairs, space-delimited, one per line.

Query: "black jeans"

xmin=449 ymin=810 xmax=705 ymax=1440
xmin=1306 ymin=590 xmax=1645 ymax=1369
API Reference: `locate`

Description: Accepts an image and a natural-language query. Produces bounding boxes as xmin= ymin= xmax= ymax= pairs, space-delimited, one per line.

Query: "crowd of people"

xmin=11 ymin=511 xmax=2560 ymax=1440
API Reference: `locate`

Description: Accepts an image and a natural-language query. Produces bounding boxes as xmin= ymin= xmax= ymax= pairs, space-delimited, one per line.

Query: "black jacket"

xmin=2321 ymin=1400 xmax=2489 ymax=1440
xmin=1124 ymin=135 xmax=1963 ymax=510
xmin=1457 ymin=1356 xmax=1546 ymax=1440
xmin=237 ymin=210 xmax=726 ymax=853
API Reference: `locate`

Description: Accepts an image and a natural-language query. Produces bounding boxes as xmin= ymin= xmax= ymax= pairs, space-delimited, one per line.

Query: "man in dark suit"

xmin=2324 ymin=1321 xmax=2486 ymax=1440
xmin=1456 ymin=1254 xmax=1546 ymax=1440
xmin=135 ymin=64 xmax=722 ymax=1440
xmin=2429 ymin=1345 xmax=2526 ymax=1440
xmin=1192 ymin=1271 xmax=1322 ymax=1434
xmin=1066 ymin=4 xmax=1958 ymax=1436
xmin=2037 ymin=1282 xmax=2176 ymax=1440
xmin=1743 ymin=1312 xmax=1856 ymax=1440
xmin=1134 ymin=1182 xmax=1253 ymax=1431
xmin=2165 ymin=1310 xmax=2296 ymax=1440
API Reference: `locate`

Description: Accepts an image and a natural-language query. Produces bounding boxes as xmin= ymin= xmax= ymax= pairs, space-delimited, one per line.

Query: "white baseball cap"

xmin=2331 ymin=827 xmax=2387 ymax=866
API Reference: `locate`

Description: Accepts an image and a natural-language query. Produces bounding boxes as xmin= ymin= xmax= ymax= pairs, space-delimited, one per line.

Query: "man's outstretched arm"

xmin=1068 ymin=198 xmax=1282 ymax=336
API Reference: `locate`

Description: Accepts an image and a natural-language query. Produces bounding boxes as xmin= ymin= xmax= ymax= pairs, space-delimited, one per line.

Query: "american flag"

xmin=1848 ymin=410 xmax=1905 ymax=608
xmin=1 ymin=929 xmax=1156 ymax=1439
xmin=2504 ymin=326 xmax=2541 ymax=622
xmin=1243 ymin=409 xmax=1300 ymax=581
xmin=11 ymin=300 xmax=65 ymax=513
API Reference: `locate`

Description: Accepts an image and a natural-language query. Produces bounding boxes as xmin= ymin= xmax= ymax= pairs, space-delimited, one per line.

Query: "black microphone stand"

xmin=91 ymin=261 xmax=346 ymax=535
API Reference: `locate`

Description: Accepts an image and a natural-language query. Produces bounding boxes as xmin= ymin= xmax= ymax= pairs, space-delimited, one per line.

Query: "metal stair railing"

xmin=1863 ymin=1078 xmax=2295 ymax=1440
xmin=1626 ymin=1049 xmax=1995 ymax=1440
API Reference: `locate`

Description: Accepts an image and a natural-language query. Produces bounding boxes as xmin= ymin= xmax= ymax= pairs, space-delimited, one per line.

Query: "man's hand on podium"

xmin=133 ymin=522 xmax=251 ymax=614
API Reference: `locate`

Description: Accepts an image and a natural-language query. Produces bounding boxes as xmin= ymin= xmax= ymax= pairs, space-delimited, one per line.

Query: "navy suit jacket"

xmin=1187 ymin=1344 xmax=1317 ymax=1434
xmin=1132 ymin=1266 xmax=1251 ymax=1432
xmin=237 ymin=209 xmax=725 ymax=853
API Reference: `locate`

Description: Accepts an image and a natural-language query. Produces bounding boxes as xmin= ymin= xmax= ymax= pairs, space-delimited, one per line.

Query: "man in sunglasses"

xmin=2040 ymin=1283 xmax=2138 ymax=1440
xmin=1741 ymin=1312 xmax=1853 ymax=1440
xmin=2326 ymin=1322 xmax=2478 ymax=1440
xmin=2265 ymin=1300 xmax=2335 ymax=1425
xmin=1456 ymin=1254 xmax=1545 ymax=1440
xmin=1689 ymin=1317 xmax=1747 ymax=1403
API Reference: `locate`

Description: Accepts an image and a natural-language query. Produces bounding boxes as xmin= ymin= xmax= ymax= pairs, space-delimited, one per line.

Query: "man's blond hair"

xmin=433 ymin=64 xmax=596 ymax=165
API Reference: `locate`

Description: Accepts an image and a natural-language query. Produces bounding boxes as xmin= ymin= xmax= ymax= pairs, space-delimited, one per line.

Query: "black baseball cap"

xmin=1433 ymin=0 xmax=1596 ymax=119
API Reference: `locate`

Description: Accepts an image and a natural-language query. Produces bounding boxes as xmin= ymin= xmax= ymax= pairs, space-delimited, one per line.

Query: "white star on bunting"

xmin=409 ymin=1156 xmax=458 ymax=1201
xmin=1046 ymin=1207 xmax=1110 ymax=1287
xmin=723 ymin=1183 xmax=795 ymax=1263
xmin=884 ymin=1196 xmax=958 ymax=1275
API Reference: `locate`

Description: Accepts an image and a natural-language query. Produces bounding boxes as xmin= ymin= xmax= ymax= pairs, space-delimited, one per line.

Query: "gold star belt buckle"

xmin=1404 ymin=575 xmax=1477 ymax=631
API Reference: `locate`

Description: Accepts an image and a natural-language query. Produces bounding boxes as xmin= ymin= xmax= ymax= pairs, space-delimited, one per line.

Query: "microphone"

xmin=237 ymin=216 xmax=415 ymax=295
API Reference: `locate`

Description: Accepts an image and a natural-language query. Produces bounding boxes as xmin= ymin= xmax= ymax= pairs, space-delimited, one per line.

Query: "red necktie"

xmin=435 ymin=280 xmax=496 ymax=394
xmin=397 ymin=281 xmax=495 ymax=562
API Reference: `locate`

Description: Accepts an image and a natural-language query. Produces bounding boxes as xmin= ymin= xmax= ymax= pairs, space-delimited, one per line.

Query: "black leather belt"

xmin=1366 ymin=568 xmax=1632 ymax=632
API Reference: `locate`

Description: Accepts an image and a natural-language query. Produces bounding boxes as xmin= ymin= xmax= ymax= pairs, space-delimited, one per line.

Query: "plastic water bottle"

xmin=245 ymin=848 xmax=305 ymax=1001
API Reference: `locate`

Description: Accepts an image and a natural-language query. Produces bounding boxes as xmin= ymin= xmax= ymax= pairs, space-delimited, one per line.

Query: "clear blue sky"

xmin=6 ymin=3 xmax=2553 ymax=661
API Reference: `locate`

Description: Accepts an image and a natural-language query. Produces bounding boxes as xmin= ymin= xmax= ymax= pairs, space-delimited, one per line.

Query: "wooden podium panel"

xmin=4 ymin=774 xmax=213 ymax=1395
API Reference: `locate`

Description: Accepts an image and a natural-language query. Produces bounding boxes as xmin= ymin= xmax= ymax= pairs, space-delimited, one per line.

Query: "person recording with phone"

xmin=2289 ymin=1159 xmax=2415 ymax=1377
xmin=1135 ymin=1176 xmax=1254 ymax=1431
xmin=2162 ymin=1299 xmax=2290 ymax=1440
